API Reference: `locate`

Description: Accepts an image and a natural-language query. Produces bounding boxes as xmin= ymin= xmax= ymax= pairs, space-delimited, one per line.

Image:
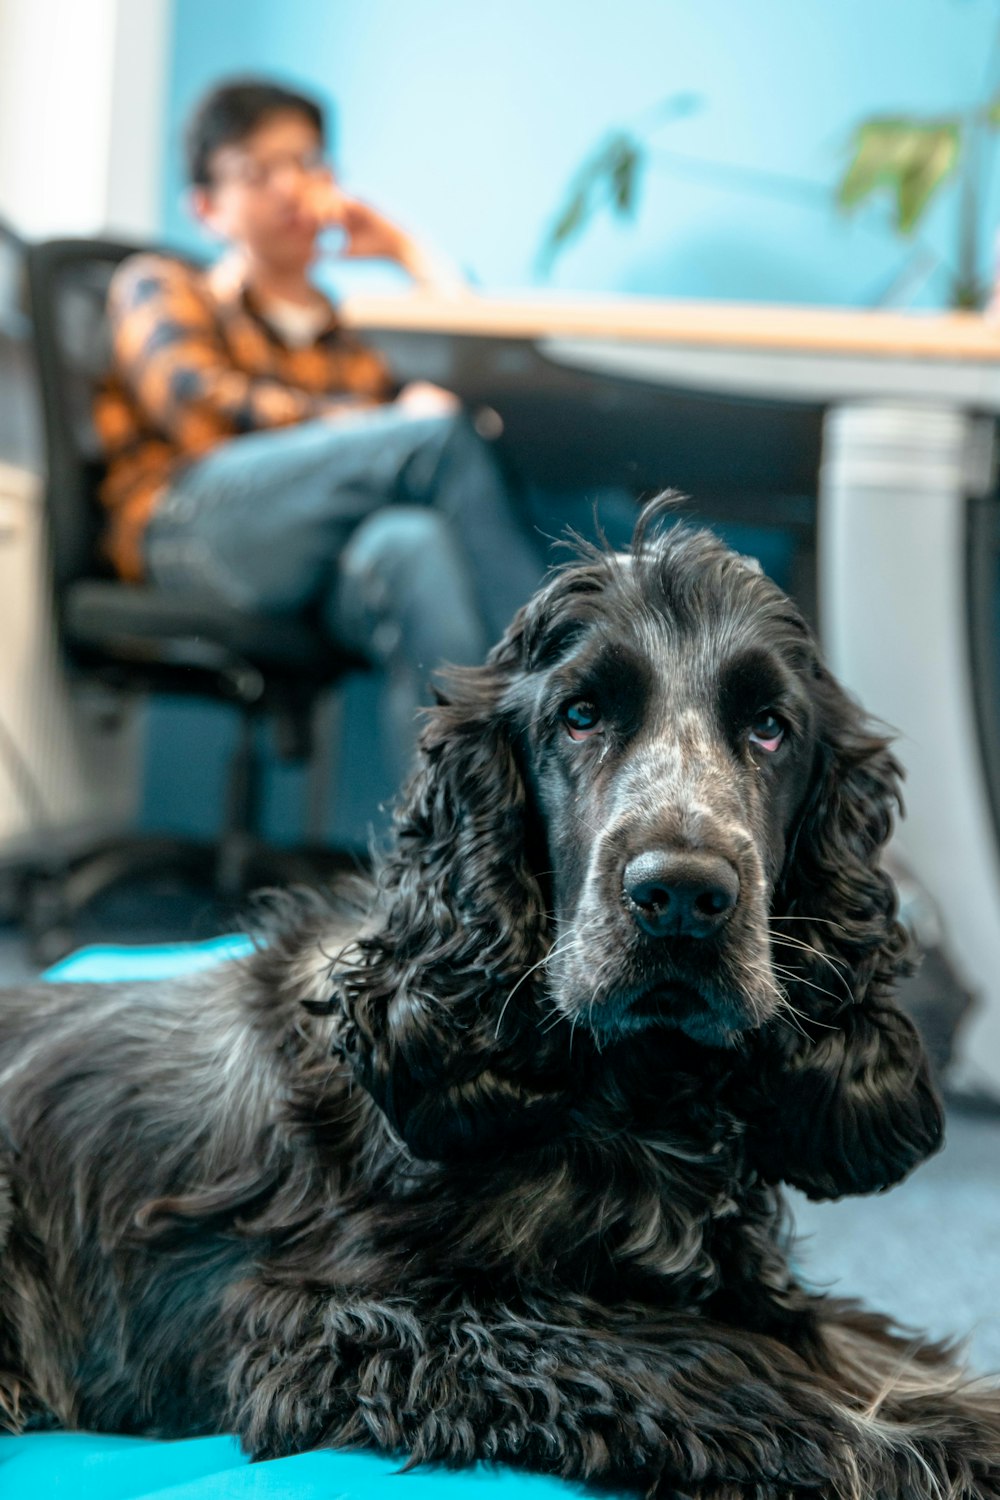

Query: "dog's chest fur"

xmin=308 ymin=1045 xmax=762 ymax=1314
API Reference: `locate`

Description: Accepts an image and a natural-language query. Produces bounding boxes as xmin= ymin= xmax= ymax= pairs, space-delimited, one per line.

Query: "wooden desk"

xmin=345 ymin=292 xmax=1000 ymax=1090
xmin=342 ymin=291 xmax=1000 ymax=358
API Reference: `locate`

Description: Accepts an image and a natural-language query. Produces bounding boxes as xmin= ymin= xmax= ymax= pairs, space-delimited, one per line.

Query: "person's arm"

xmin=366 ymin=218 xmax=469 ymax=296
xmin=107 ymin=255 xmax=374 ymax=448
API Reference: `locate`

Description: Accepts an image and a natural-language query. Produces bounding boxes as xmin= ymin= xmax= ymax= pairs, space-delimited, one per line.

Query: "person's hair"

xmin=185 ymin=77 xmax=327 ymax=187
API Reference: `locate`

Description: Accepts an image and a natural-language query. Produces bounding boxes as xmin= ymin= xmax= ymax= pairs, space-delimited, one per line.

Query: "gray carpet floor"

xmin=790 ymin=1109 xmax=1000 ymax=1375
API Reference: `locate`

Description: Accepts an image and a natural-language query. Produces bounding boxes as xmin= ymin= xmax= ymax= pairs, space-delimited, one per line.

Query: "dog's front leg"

xmin=224 ymin=1285 xmax=906 ymax=1496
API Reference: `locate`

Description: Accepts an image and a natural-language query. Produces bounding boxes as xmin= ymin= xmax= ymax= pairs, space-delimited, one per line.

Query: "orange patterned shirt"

xmin=95 ymin=252 xmax=394 ymax=581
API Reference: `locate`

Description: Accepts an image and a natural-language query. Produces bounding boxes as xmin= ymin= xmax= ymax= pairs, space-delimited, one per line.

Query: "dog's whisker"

xmin=768 ymin=923 xmax=851 ymax=966
xmin=768 ymin=977 xmax=840 ymax=1035
xmin=768 ymin=963 xmax=848 ymax=1017
xmin=773 ymin=930 xmax=857 ymax=1002
xmin=493 ymin=928 xmax=584 ymax=1040
xmin=729 ymin=951 xmax=794 ymax=1032
xmin=772 ymin=914 xmax=851 ymax=933
xmin=771 ymin=999 xmax=812 ymax=1042
xmin=568 ymin=805 xmax=625 ymax=852
xmin=769 ymin=926 xmax=854 ymax=980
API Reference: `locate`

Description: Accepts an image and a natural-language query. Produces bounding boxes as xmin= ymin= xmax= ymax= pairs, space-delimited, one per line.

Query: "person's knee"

xmin=342 ymin=505 xmax=459 ymax=595
xmin=398 ymin=410 xmax=494 ymax=496
xmin=429 ymin=410 xmax=490 ymax=467
xmin=402 ymin=408 xmax=471 ymax=451
xmin=332 ymin=506 xmax=488 ymax=668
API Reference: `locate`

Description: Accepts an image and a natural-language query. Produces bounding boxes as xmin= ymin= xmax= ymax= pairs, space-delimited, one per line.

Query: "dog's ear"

xmin=331 ymin=623 xmax=571 ymax=1163
xmin=0 ymin=1163 xmax=11 ymax=1254
xmin=738 ymin=663 xmax=944 ymax=1201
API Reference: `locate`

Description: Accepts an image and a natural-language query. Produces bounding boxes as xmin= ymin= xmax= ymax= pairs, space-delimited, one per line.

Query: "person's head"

xmin=186 ymin=77 xmax=339 ymax=274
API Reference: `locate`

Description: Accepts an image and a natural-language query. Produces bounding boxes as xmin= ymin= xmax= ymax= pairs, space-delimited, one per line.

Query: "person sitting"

xmin=95 ymin=75 xmax=546 ymax=783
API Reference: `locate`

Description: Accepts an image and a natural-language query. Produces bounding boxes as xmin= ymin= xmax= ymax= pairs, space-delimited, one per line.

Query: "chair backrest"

xmin=0 ymin=219 xmax=41 ymax=471
xmin=0 ymin=217 xmax=29 ymax=340
xmin=25 ymin=237 xmax=146 ymax=594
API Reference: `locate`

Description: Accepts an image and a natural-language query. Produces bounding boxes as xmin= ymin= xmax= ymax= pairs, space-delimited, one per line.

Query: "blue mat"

xmin=0 ymin=1432 xmax=584 ymax=1499
xmin=0 ymin=939 xmax=600 ymax=1500
xmin=42 ymin=934 xmax=256 ymax=983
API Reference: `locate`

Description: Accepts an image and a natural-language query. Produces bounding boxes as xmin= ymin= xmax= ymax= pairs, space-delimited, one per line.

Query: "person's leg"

xmin=324 ymin=506 xmax=488 ymax=671
xmin=144 ymin=411 xmax=454 ymax=614
xmin=325 ymin=506 xmax=491 ymax=783
xmin=144 ymin=408 xmax=544 ymax=638
xmin=392 ymin=413 xmax=546 ymax=642
xmin=143 ymin=409 xmax=538 ymax=784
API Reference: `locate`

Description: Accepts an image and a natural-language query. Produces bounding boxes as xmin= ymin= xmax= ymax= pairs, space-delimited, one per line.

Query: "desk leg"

xmin=818 ymin=400 xmax=1000 ymax=1092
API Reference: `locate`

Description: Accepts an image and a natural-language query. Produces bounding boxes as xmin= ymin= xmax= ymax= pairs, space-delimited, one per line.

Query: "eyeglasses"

xmin=212 ymin=147 xmax=330 ymax=190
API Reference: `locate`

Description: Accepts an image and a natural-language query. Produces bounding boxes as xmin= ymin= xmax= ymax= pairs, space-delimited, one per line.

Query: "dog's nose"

xmin=623 ymin=851 xmax=740 ymax=939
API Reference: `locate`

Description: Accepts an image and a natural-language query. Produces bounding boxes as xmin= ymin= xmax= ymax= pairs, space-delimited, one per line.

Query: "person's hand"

xmin=395 ymin=381 xmax=461 ymax=417
xmin=301 ymin=173 xmax=348 ymax=234
xmin=305 ymin=178 xmax=469 ymax=294
xmin=304 ymin=177 xmax=411 ymax=262
xmin=339 ymin=194 xmax=413 ymax=264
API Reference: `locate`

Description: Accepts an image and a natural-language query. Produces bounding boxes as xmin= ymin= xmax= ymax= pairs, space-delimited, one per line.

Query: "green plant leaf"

xmin=986 ymin=95 xmax=1000 ymax=127
xmin=608 ymin=137 xmax=641 ymax=215
xmin=897 ymin=126 xmax=960 ymax=230
xmin=549 ymin=187 xmax=590 ymax=251
xmin=538 ymin=131 xmax=645 ymax=269
xmin=837 ymin=118 xmax=960 ymax=233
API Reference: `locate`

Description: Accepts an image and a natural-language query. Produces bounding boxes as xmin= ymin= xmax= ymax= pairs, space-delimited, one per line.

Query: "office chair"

xmin=0 ymin=217 xmax=28 ymax=336
xmin=20 ymin=236 xmax=362 ymax=961
xmin=0 ymin=218 xmax=37 ymax=467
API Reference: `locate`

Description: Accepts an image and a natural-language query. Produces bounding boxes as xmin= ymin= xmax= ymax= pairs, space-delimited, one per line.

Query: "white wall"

xmin=0 ymin=0 xmax=170 ymax=239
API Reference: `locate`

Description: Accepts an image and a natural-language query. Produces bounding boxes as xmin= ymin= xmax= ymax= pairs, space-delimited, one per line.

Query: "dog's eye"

xmin=563 ymin=700 xmax=602 ymax=741
xmin=748 ymin=711 xmax=785 ymax=753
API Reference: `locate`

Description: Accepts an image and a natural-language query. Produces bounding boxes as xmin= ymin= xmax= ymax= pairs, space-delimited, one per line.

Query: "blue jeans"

xmin=143 ymin=409 xmax=544 ymax=779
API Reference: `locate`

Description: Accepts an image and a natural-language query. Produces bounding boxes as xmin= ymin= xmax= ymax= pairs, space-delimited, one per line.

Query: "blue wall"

xmin=163 ymin=0 xmax=1000 ymax=309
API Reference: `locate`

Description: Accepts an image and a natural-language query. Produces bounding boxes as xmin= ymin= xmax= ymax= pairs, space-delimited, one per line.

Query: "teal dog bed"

xmin=0 ymin=1431 xmax=584 ymax=1499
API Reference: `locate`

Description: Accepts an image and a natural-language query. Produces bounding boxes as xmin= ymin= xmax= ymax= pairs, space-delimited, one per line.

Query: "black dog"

xmin=1 ymin=503 xmax=998 ymax=1498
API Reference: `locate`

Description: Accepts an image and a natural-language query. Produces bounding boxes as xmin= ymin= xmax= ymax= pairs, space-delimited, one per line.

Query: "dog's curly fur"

xmin=1 ymin=499 xmax=998 ymax=1497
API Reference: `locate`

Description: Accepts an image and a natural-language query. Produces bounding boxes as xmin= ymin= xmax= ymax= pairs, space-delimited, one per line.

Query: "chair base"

xmin=17 ymin=835 xmax=367 ymax=967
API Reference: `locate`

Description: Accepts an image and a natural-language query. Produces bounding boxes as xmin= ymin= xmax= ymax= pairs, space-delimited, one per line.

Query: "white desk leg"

xmin=819 ymin=401 xmax=1000 ymax=1091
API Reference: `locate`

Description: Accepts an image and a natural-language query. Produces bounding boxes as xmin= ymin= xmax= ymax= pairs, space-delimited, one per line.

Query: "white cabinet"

xmin=0 ymin=460 xmax=140 ymax=863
